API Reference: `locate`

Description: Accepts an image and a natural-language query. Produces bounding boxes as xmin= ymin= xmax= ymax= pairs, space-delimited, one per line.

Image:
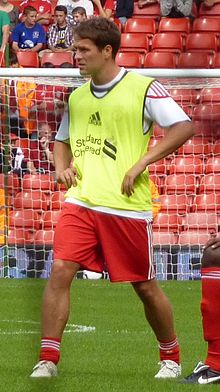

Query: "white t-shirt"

xmin=57 ymin=0 xmax=94 ymax=21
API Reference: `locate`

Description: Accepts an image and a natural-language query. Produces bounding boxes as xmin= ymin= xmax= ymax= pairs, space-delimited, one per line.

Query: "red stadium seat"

xmin=185 ymin=33 xmax=217 ymax=54
xmin=43 ymin=210 xmax=61 ymax=229
xmin=192 ymin=193 xmax=220 ymax=212
xmin=9 ymin=210 xmax=41 ymax=230
xmin=193 ymin=120 xmax=216 ymax=138
xmin=168 ymin=88 xmax=198 ymax=104
xmin=8 ymin=228 xmax=33 ymax=245
xmin=177 ymin=52 xmax=211 ymax=68
xmin=153 ymin=232 xmax=177 ymax=245
xmin=14 ymin=191 xmax=48 ymax=211
xmin=169 ymin=156 xmax=204 ymax=175
xmin=152 ymin=124 xmax=165 ymax=137
xmin=199 ymin=2 xmax=220 ymax=17
xmin=178 ymin=137 xmax=212 ymax=155
xmin=41 ymin=52 xmax=74 ymax=67
xmin=0 ymin=173 xmax=19 ymax=195
xmin=144 ymin=52 xmax=176 ymax=68
xmin=192 ymin=104 xmax=220 ymax=122
xmin=34 ymin=230 xmax=54 ymax=245
xmin=51 ymin=191 xmax=65 ymax=210
xmin=200 ymin=88 xmax=220 ymax=103
xmin=152 ymin=33 xmax=183 ymax=54
xmin=16 ymin=51 xmax=39 ymax=67
xmin=212 ymin=53 xmax=220 ymax=67
xmin=133 ymin=2 xmax=161 ymax=18
xmin=116 ymin=51 xmax=144 ymax=67
xmin=148 ymin=137 xmax=162 ymax=150
xmin=181 ymin=212 xmax=218 ymax=233
xmin=152 ymin=213 xmax=179 ymax=232
xmin=213 ymin=140 xmax=220 ymax=155
xmin=160 ymin=194 xmax=191 ymax=214
xmin=205 ymin=157 xmax=220 ymax=174
xmin=148 ymin=158 xmax=170 ymax=176
xmin=163 ymin=174 xmax=198 ymax=195
xmin=178 ymin=231 xmax=211 ymax=245
xmin=124 ymin=18 xmax=156 ymax=36
xmin=199 ymin=174 xmax=220 ymax=193
xmin=158 ymin=17 xmax=191 ymax=34
xmin=22 ymin=174 xmax=55 ymax=192
xmin=193 ymin=17 xmax=220 ymax=34
xmin=120 ymin=33 xmax=149 ymax=54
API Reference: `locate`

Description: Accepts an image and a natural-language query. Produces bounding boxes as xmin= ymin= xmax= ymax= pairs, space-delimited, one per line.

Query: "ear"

xmin=103 ymin=44 xmax=113 ymax=59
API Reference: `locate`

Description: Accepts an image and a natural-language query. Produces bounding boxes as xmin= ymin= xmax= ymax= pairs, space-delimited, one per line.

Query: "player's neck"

xmin=91 ymin=64 xmax=121 ymax=86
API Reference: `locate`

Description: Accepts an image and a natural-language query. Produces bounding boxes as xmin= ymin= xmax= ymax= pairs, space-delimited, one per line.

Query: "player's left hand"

xmin=121 ymin=161 xmax=146 ymax=197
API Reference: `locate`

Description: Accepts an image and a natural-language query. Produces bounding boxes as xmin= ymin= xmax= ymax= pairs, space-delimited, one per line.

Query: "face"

xmin=54 ymin=10 xmax=66 ymax=25
xmin=72 ymin=12 xmax=86 ymax=24
xmin=74 ymin=37 xmax=107 ymax=77
xmin=25 ymin=11 xmax=37 ymax=26
xmin=39 ymin=124 xmax=52 ymax=139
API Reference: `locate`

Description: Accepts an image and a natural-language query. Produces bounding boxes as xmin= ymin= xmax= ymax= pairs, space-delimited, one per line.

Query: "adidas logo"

xmin=88 ymin=111 xmax=102 ymax=126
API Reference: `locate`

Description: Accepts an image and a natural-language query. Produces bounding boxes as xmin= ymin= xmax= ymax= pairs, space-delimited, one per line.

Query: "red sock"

xmin=201 ymin=267 xmax=220 ymax=372
xmin=39 ymin=337 xmax=61 ymax=365
xmin=158 ymin=336 xmax=180 ymax=364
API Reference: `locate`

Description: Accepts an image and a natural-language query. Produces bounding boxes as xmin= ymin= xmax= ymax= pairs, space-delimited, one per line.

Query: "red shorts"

xmin=54 ymin=203 xmax=155 ymax=283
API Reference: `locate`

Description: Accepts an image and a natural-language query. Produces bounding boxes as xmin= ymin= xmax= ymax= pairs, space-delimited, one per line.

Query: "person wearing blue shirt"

xmin=12 ymin=5 xmax=45 ymax=52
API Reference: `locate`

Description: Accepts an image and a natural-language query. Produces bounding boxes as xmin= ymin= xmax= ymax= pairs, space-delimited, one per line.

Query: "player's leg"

xmin=30 ymin=260 xmax=80 ymax=378
xmin=132 ymin=279 xmax=181 ymax=378
xmin=31 ymin=204 xmax=101 ymax=378
xmin=182 ymin=243 xmax=220 ymax=384
xmin=95 ymin=213 xmax=180 ymax=378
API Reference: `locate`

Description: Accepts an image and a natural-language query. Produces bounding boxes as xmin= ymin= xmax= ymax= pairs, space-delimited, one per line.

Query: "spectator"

xmin=9 ymin=51 xmax=36 ymax=137
xmin=41 ymin=61 xmax=55 ymax=67
xmin=115 ymin=0 xmax=133 ymax=25
xmin=92 ymin=0 xmax=114 ymax=18
xmin=39 ymin=5 xmax=74 ymax=59
xmin=72 ymin=5 xmax=87 ymax=24
xmin=0 ymin=0 xmax=19 ymax=32
xmin=138 ymin=0 xmax=158 ymax=8
xmin=19 ymin=0 xmax=52 ymax=28
xmin=0 ymin=10 xmax=9 ymax=52
xmin=59 ymin=61 xmax=74 ymax=67
xmin=57 ymin=0 xmax=93 ymax=23
xmin=149 ymin=178 xmax=161 ymax=219
xmin=12 ymin=6 xmax=46 ymax=52
xmin=27 ymin=123 xmax=55 ymax=174
xmin=160 ymin=0 xmax=193 ymax=17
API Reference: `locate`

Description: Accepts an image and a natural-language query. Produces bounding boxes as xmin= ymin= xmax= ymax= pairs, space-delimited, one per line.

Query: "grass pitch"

xmin=0 ymin=279 xmax=215 ymax=392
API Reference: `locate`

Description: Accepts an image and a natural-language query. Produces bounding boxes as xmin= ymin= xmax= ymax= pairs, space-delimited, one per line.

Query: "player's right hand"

xmin=56 ymin=167 xmax=80 ymax=189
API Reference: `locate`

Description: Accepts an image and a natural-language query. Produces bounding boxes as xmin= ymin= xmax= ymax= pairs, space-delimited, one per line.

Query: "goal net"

xmin=0 ymin=68 xmax=219 ymax=280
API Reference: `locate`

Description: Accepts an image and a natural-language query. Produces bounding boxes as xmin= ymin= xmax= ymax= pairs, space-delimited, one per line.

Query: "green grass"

xmin=0 ymin=279 xmax=216 ymax=392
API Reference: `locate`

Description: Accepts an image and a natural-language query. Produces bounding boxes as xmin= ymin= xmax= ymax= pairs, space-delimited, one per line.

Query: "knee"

xmin=202 ymin=246 xmax=220 ymax=268
xmin=49 ymin=260 xmax=76 ymax=287
xmin=133 ymin=280 xmax=158 ymax=302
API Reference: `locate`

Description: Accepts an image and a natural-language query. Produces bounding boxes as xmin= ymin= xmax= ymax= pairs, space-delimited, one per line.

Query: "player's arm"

xmin=54 ymin=109 xmax=80 ymax=189
xmin=121 ymin=81 xmax=194 ymax=196
xmin=122 ymin=121 xmax=194 ymax=196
